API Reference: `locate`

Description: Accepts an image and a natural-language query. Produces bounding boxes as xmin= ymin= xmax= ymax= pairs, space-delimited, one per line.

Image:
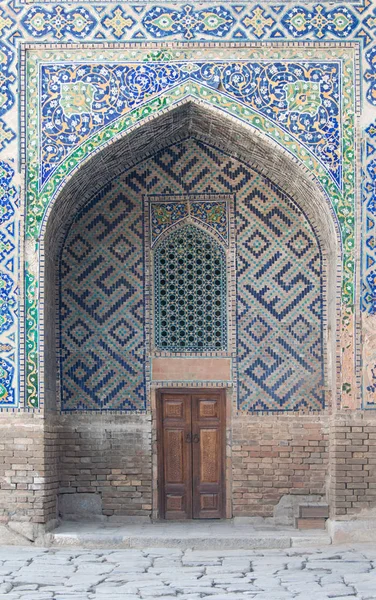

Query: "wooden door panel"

xmin=159 ymin=394 xmax=192 ymax=519
xmin=164 ymin=399 xmax=184 ymax=419
xmin=192 ymin=393 xmax=225 ymax=519
xmin=199 ymin=400 xmax=219 ymax=419
xmin=200 ymin=428 xmax=220 ymax=484
xmin=164 ymin=429 xmax=185 ymax=483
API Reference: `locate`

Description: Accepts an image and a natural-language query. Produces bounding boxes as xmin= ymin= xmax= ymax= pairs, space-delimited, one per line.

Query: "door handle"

xmin=185 ymin=433 xmax=192 ymax=443
xmin=193 ymin=434 xmax=200 ymax=443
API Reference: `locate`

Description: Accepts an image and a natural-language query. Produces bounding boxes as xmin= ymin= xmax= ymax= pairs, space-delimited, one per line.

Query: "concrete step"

xmin=45 ymin=521 xmax=332 ymax=550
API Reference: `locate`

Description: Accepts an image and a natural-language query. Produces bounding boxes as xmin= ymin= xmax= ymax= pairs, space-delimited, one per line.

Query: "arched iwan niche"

xmin=43 ymin=102 xmax=340 ymax=414
xmin=57 ymin=136 xmax=327 ymax=413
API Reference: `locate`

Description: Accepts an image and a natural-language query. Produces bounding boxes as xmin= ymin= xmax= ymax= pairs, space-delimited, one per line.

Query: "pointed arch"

xmin=28 ymin=99 xmax=341 ymax=411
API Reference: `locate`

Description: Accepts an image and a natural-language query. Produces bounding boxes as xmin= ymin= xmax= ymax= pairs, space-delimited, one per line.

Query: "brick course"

xmin=231 ymin=414 xmax=329 ymax=517
xmin=329 ymin=413 xmax=376 ymax=517
xmin=56 ymin=414 xmax=152 ymax=517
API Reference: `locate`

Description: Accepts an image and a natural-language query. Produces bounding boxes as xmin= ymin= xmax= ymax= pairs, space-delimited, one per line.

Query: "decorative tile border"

xmin=0 ymin=3 xmax=373 ymax=47
xmin=362 ymin=121 xmax=376 ymax=315
xmin=24 ymin=267 xmax=37 ymax=408
xmin=0 ymin=160 xmax=18 ymax=408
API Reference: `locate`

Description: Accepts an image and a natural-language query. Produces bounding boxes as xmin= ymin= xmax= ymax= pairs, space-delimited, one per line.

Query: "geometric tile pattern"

xmin=154 ymin=223 xmax=227 ymax=352
xmin=237 ymin=178 xmax=324 ymax=411
xmin=59 ymin=138 xmax=323 ymax=412
xmin=60 ymin=182 xmax=145 ymax=411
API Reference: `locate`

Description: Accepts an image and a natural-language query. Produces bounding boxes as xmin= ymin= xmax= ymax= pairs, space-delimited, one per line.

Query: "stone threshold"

xmin=44 ymin=520 xmax=332 ymax=550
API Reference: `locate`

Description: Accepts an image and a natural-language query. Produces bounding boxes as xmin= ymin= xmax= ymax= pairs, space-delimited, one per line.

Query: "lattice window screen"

xmin=154 ymin=224 xmax=227 ymax=352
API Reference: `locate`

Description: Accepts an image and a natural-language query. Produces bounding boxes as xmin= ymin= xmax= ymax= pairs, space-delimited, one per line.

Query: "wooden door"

xmin=158 ymin=390 xmax=225 ymax=520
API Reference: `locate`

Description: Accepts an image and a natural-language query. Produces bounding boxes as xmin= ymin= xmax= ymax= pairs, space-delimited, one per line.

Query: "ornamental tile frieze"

xmin=39 ymin=59 xmax=341 ymax=189
xmin=0 ymin=3 xmax=374 ymax=46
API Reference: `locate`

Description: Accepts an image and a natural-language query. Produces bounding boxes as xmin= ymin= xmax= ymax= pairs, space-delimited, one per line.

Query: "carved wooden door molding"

xmin=157 ymin=389 xmax=225 ymax=520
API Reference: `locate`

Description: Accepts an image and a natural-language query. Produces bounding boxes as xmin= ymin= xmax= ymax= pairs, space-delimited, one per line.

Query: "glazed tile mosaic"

xmin=236 ymin=176 xmax=324 ymax=411
xmin=0 ymin=0 xmax=374 ymax=411
xmin=149 ymin=196 xmax=230 ymax=246
xmin=39 ymin=59 xmax=341 ymax=189
xmin=0 ymin=160 xmax=18 ymax=408
xmin=59 ymin=138 xmax=323 ymax=412
xmin=23 ymin=43 xmax=355 ymax=409
xmin=60 ymin=179 xmax=145 ymax=411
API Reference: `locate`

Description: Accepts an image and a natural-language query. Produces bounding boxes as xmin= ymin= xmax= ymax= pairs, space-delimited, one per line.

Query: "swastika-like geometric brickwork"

xmin=60 ymin=183 xmax=145 ymax=411
xmin=236 ymin=179 xmax=324 ymax=411
xmin=59 ymin=137 xmax=323 ymax=411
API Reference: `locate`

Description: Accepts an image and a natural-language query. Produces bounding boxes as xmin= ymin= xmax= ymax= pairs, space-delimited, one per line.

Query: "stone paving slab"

xmin=0 ymin=544 xmax=374 ymax=598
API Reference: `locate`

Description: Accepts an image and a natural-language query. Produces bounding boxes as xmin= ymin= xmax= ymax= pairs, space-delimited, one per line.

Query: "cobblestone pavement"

xmin=0 ymin=545 xmax=375 ymax=599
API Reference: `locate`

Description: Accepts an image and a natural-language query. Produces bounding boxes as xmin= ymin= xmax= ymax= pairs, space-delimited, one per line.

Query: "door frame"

xmin=156 ymin=387 xmax=229 ymax=520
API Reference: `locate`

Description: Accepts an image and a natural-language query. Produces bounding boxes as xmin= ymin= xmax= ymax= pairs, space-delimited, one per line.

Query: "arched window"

xmin=154 ymin=224 xmax=227 ymax=352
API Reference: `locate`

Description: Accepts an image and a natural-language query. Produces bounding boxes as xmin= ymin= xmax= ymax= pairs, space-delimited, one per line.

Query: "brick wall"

xmin=56 ymin=414 xmax=152 ymax=518
xmin=329 ymin=413 xmax=376 ymax=517
xmin=4 ymin=411 xmax=376 ymax=524
xmin=54 ymin=412 xmax=331 ymax=520
xmin=232 ymin=414 xmax=329 ymax=517
xmin=0 ymin=414 xmax=57 ymax=524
